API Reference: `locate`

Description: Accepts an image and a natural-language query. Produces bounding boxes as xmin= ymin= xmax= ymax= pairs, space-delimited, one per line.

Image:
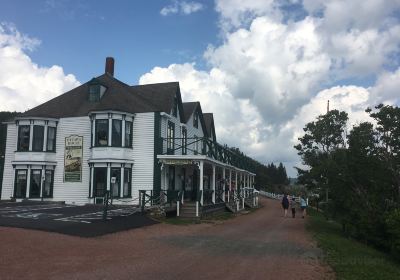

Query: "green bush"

xmin=385 ymin=208 xmax=400 ymax=259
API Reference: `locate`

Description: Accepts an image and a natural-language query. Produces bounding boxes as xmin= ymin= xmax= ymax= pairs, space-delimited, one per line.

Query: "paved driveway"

xmin=0 ymin=198 xmax=333 ymax=279
xmin=0 ymin=201 xmax=157 ymax=237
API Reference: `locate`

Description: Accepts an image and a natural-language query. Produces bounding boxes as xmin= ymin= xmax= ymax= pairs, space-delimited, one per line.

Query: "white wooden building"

xmin=1 ymin=58 xmax=256 ymax=213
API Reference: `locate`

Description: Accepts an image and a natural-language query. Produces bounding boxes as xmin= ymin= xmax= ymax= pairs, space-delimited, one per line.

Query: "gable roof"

xmin=18 ymin=75 xmax=181 ymax=119
xmin=182 ymin=101 xmax=207 ymax=136
xmin=203 ymin=113 xmax=216 ymax=141
xmin=131 ymin=82 xmax=185 ymax=121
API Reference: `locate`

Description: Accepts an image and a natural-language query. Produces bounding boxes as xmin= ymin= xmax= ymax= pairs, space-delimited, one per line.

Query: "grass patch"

xmin=307 ymin=208 xmax=400 ymax=280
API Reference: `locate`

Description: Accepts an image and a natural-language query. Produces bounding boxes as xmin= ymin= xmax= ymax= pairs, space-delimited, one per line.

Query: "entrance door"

xmin=30 ymin=170 xmax=41 ymax=198
xmin=192 ymin=168 xmax=198 ymax=200
xmin=14 ymin=169 xmax=27 ymax=198
xmin=94 ymin=167 xmax=107 ymax=197
xmin=168 ymin=166 xmax=175 ymax=190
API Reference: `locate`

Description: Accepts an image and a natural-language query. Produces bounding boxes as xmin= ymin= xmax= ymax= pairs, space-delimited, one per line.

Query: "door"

xmin=111 ymin=168 xmax=121 ymax=198
xmin=192 ymin=168 xmax=198 ymax=201
xmin=14 ymin=169 xmax=27 ymax=198
xmin=94 ymin=167 xmax=107 ymax=197
xmin=30 ymin=169 xmax=41 ymax=198
xmin=168 ymin=166 xmax=175 ymax=190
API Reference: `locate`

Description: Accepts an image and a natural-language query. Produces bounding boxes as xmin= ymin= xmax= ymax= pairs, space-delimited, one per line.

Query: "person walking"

xmin=281 ymin=194 xmax=289 ymax=217
xmin=300 ymin=196 xmax=308 ymax=218
xmin=290 ymin=197 xmax=296 ymax=218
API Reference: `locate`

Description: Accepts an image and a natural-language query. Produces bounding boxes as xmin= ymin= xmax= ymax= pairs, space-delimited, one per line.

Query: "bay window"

xmin=112 ymin=119 xmax=122 ymax=147
xmin=47 ymin=126 xmax=56 ymax=152
xmin=17 ymin=125 xmax=30 ymax=151
xmin=125 ymin=121 xmax=132 ymax=147
xmin=95 ymin=119 xmax=109 ymax=146
xmin=32 ymin=125 xmax=44 ymax=151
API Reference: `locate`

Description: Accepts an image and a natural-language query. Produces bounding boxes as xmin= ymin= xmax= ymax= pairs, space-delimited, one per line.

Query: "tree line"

xmin=295 ymin=104 xmax=400 ymax=259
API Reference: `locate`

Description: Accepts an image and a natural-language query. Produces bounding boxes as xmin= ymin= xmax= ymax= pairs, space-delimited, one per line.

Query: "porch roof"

xmin=157 ymin=155 xmax=256 ymax=176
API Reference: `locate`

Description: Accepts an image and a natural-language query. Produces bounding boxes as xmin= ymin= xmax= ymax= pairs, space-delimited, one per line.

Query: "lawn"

xmin=307 ymin=208 xmax=400 ymax=280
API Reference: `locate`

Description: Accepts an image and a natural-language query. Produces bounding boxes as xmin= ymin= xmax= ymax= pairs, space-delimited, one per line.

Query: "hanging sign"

xmin=64 ymin=135 xmax=83 ymax=182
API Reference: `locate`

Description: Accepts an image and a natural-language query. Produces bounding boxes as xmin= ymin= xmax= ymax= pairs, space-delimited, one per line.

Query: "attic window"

xmin=193 ymin=111 xmax=198 ymax=128
xmin=88 ymin=81 xmax=106 ymax=102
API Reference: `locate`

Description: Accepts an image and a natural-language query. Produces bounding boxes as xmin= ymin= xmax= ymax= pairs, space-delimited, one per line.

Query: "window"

xmin=17 ymin=125 xmax=30 ymax=151
xmin=89 ymin=84 xmax=100 ymax=102
xmin=30 ymin=169 xmax=41 ymax=198
xmin=182 ymin=127 xmax=187 ymax=155
xmin=95 ymin=119 xmax=109 ymax=146
xmin=167 ymin=121 xmax=175 ymax=154
xmin=43 ymin=170 xmax=54 ymax=197
xmin=32 ymin=125 xmax=44 ymax=152
xmin=125 ymin=121 xmax=132 ymax=147
xmin=111 ymin=168 xmax=121 ymax=198
xmin=47 ymin=126 xmax=56 ymax=152
xmin=14 ymin=169 xmax=27 ymax=198
xmin=193 ymin=112 xmax=198 ymax=128
xmin=112 ymin=119 xmax=122 ymax=147
xmin=123 ymin=168 xmax=131 ymax=197
xmin=172 ymin=96 xmax=177 ymax=117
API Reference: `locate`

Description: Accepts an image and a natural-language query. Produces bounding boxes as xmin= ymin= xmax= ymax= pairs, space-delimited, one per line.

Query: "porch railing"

xmin=159 ymin=136 xmax=256 ymax=173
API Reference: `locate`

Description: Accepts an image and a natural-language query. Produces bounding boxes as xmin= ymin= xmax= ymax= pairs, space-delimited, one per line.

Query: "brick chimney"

xmin=105 ymin=57 xmax=114 ymax=76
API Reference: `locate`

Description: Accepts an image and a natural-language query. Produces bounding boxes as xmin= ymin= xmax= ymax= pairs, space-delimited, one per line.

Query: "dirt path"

xmin=0 ymin=197 xmax=333 ymax=280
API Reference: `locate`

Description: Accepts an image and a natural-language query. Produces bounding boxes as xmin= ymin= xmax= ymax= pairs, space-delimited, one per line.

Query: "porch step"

xmin=180 ymin=202 xmax=201 ymax=218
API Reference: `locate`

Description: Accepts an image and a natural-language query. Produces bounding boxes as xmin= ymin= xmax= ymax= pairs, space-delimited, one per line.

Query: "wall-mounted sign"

xmin=64 ymin=135 xmax=83 ymax=182
xmin=162 ymin=159 xmax=196 ymax=165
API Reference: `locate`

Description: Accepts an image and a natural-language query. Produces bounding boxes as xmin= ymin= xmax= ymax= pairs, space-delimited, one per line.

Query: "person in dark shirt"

xmin=281 ymin=194 xmax=289 ymax=217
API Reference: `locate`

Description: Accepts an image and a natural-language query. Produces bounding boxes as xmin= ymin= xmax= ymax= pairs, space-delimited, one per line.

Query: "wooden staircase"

xmin=179 ymin=202 xmax=200 ymax=219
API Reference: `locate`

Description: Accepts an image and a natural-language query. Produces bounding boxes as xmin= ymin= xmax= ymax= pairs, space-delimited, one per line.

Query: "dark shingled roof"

xmin=182 ymin=102 xmax=198 ymax=123
xmin=19 ymin=74 xmax=180 ymax=119
xmin=131 ymin=82 xmax=184 ymax=121
xmin=182 ymin=102 xmax=208 ymax=137
xmin=203 ymin=113 xmax=216 ymax=141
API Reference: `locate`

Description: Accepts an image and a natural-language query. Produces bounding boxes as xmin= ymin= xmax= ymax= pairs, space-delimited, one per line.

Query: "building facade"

xmin=1 ymin=58 xmax=256 ymax=206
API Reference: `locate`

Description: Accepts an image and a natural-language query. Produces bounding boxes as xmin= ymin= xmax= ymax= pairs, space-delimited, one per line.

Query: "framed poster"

xmin=64 ymin=135 xmax=83 ymax=182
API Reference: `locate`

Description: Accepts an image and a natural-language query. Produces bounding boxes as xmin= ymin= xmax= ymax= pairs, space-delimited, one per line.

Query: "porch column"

xmin=120 ymin=165 xmax=125 ymax=198
xmin=106 ymin=164 xmax=111 ymax=191
xmin=235 ymin=171 xmax=238 ymax=191
xmin=90 ymin=165 xmax=94 ymax=197
xmin=212 ymin=164 xmax=216 ymax=204
xmin=40 ymin=165 xmax=45 ymax=198
xmin=199 ymin=161 xmax=204 ymax=205
xmin=26 ymin=165 xmax=31 ymax=198
xmin=228 ymin=169 xmax=232 ymax=202
xmin=222 ymin=167 xmax=226 ymax=202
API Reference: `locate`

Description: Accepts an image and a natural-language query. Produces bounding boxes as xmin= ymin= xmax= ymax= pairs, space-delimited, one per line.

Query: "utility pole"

xmin=326 ymin=99 xmax=329 ymax=203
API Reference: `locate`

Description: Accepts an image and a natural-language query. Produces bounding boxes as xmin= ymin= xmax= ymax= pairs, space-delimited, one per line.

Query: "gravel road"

xmin=0 ymin=197 xmax=334 ymax=280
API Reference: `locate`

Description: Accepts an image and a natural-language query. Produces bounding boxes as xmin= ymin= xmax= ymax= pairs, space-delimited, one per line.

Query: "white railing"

xmin=259 ymin=191 xmax=302 ymax=203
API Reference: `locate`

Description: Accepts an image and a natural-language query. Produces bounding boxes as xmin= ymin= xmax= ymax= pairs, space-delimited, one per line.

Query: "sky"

xmin=1 ymin=0 xmax=400 ymax=176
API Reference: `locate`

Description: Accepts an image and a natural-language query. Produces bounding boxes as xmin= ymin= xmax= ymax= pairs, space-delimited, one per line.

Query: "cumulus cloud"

xmin=0 ymin=23 xmax=80 ymax=112
xmin=160 ymin=1 xmax=204 ymax=16
xmin=143 ymin=1 xmax=400 ymax=176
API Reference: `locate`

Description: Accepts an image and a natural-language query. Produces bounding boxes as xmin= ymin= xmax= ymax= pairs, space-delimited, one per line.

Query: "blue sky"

xmin=0 ymin=0 xmax=218 ymax=83
xmin=1 ymin=0 xmax=400 ymax=176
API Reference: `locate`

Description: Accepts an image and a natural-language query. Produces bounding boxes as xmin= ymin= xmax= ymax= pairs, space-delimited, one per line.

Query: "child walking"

xmin=290 ymin=197 xmax=296 ymax=218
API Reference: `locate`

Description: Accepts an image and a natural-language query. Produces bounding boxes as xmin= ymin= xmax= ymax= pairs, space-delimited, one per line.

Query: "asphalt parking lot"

xmin=0 ymin=201 xmax=157 ymax=237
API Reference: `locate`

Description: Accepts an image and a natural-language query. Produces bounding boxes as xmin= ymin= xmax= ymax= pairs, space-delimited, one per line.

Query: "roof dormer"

xmin=88 ymin=78 xmax=107 ymax=102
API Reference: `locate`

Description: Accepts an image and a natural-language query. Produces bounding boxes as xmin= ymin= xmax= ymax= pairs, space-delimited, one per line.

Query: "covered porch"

xmin=157 ymin=155 xmax=256 ymax=218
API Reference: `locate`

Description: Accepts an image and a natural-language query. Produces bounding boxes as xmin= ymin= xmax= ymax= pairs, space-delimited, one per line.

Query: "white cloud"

xmin=160 ymin=1 xmax=204 ymax=16
xmin=0 ymin=23 xmax=80 ymax=112
xmin=143 ymin=1 xmax=400 ymax=176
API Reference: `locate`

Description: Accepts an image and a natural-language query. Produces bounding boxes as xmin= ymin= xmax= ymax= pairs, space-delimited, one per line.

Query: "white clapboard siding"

xmin=53 ymin=117 xmax=91 ymax=205
xmin=132 ymin=112 xmax=155 ymax=200
xmin=186 ymin=113 xmax=204 ymax=156
xmin=1 ymin=124 xmax=17 ymax=199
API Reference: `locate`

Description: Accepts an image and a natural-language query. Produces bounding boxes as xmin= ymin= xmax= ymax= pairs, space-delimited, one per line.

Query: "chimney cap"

xmin=105 ymin=57 xmax=114 ymax=76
